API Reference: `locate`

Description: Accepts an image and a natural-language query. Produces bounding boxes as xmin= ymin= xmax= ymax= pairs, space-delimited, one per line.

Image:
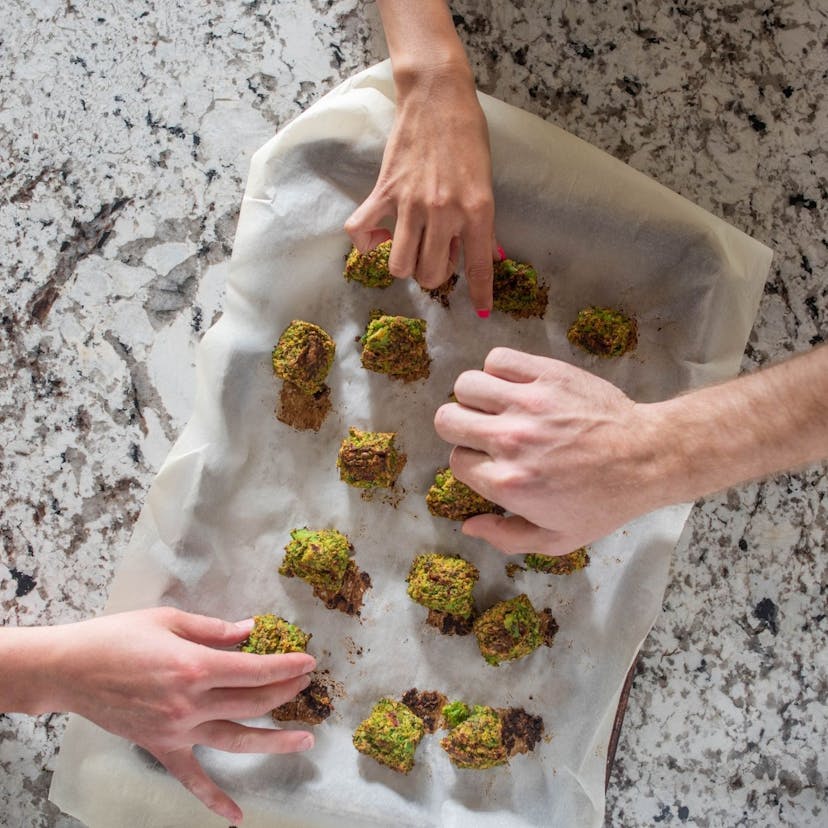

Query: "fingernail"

xmin=298 ymin=734 xmax=314 ymax=751
xmin=497 ymin=246 xmax=506 ymax=261
xmin=234 ymin=618 xmax=255 ymax=631
xmin=476 ymin=309 xmax=490 ymax=319
xmin=219 ymin=803 xmax=243 ymax=823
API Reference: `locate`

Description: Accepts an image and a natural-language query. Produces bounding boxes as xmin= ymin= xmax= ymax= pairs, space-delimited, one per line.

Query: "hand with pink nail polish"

xmin=0 ymin=607 xmax=316 ymax=823
xmin=345 ymin=1 xmax=496 ymax=314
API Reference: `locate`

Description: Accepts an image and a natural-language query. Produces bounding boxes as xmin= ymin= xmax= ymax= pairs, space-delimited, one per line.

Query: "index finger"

xmin=462 ymin=223 xmax=494 ymax=314
xmin=200 ymin=649 xmax=316 ymax=688
xmin=483 ymin=347 xmax=555 ymax=382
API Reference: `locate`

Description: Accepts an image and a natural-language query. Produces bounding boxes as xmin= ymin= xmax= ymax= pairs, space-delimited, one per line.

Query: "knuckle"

xmin=521 ymin=390 xmax=548 ymax=416
xmin=169 ymin=690 xmax=197 ymax=722
xmin=493 ymin=428 xmax=525 ymax=457
xmin=154 ymin=605 xmax=181 ymax=626
xmin=463 ymin=192 xmax=494 ymax=216
xmin=493 ymin=464 xmax=527 ymax=495
xmin=465 ymin=262 xmax=493 ymax=282
xmin=486 ymin=346 xmax=512 ymax=366
xmin=173 ymin=654 xmax=209 ymax=687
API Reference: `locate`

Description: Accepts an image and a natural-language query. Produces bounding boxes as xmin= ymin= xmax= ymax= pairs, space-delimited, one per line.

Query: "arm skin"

xmin=434 ymin=346 xmax=828 ymax=556
xmin=345 ymin=0 xmax=496 ymax=313
xmin=0 ymin=607 xmax=316 ymax=823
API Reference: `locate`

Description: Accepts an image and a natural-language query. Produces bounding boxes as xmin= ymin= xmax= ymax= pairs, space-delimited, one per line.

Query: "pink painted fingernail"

xmin=476 ymin=309 xmax=490 ymax=319
xmin=497 ymin=246 xmax=506 ymax=261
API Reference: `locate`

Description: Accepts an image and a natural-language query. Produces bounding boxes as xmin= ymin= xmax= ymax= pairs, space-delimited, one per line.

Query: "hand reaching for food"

xmin=345 ymin=0 xmax=497 ymax=314
xmin=0 ymin=607 xmax=316 ymax=823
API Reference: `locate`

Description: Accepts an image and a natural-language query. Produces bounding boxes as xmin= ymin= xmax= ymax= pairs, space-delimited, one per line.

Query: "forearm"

xmin=652 ymin=346 xmax=828 ymax=502
xmin=0 ymin=626 xmax=66 ymax=715
xmin=376 ymin=0 xmax=472 ymax=86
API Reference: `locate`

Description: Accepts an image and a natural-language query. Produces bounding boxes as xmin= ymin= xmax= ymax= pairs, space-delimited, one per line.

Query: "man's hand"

xmin=346 ymin=0 xmax=496 ymax=314
xmin=434 ymin=347 xmax=666 ymax=555
xmin=435 ymin=344 xmax=828 ymax=557
xmin=5 ymin=607 xmax=316 ymax=823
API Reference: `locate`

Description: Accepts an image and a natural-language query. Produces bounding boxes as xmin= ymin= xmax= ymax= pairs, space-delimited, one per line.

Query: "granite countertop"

xmin=1 ymin=1 xmax=825 ymax=826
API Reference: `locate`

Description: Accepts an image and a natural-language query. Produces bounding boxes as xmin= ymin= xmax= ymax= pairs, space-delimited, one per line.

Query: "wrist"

xmin=0 ymin=626 xmax=68 ymax=715
xmin=623 ymin=401 xmax=695 ymax=509
xmin=392 ymin=52 xmax=476 ymax=102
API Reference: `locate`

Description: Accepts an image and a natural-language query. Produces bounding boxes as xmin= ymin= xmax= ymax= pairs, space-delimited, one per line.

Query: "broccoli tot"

xmin=344 ymin=240 xmax=394 ymax=288
xmin=524 ymin=547 xmax=590 ymax=575
xmin=406 ymin=553 xmax=479 ymax=619
xmin=337 ymin=427 xmax=407 ymax=489
xmin=240 ymin=614 xmax=310 ymax=655
xmin=566 ymin=306 xmax=638 ymax=357
xmin=473 ymin=594 xmax=557 ymax=666
xmin=360 ymin=314 xmax=430 ymax=381
xmin=352 ymin=698 xmax=426 ymax=774
xmin=440 ymin=705 xmax=508 ymax=769
xmin=426 ymin=468 xmax=503 ymax=521
xmin=440 ymin=702 xmax=545 ymax=768
xmin=492 ymin=258 xmax=549 ymax=319
xmin=271 ymin=320 xmax=335 ymax=395
xmin=441 ymin=700 xmax=473 ymax=729
xmin=280 ymin=528 xmax=353 ymax=593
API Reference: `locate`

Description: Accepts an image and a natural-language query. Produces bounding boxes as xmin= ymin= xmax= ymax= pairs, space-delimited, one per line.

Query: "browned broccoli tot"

xmin=524 ymin=547 xmax=590 ymax=575
xmin=566 ymin=306 xmax=638 ymax=357
xmin=406 ymin=553 xmax=479 ymax=619
xmin=492 ymin=258 xmax=548 ymax=319
xmin=473 ymin=594 xmax=557 ymax=666
xmin=440 ymin=705 xmax=508 ymax=769
xmin=280 ymin=528 xmax=353 ymax=594
xmin=337 ymin=427 xmax=406 ymax=488
xmin=426 ymin=468 xmax=503 ymax=521
xmin=240 ymin=614 xmax=310 ymax=655
xmin=271 ymin=320 xmax=335 ymax=395
xmin=352 ymin=698 xmax=426 ymax=773
xmin=361 ymin=314 xmax=430 ymax=381
xmin=344 ymin=241 xmax=394 ymax=288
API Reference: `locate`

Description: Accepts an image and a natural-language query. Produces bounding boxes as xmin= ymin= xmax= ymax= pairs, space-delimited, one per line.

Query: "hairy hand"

xmin=345 ymin=63 xmax=496 ymax=312
xmin=434 ymin=347 xmax=666 ymax=555
xmin=49 ymin=607 xmax=315 ymax=822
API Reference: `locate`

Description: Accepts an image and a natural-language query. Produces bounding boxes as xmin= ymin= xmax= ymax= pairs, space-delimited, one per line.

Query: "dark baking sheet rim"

xmin=605 ymin=654 xmax=638 ymax=792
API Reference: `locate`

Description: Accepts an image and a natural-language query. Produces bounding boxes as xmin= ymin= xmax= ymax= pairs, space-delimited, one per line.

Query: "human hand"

xmin=46 ymin=607 xmax=316 ymax=822
xmin=345 ymin=61 xmax=496 ymax=313
xmin=434 ymin=347 xmax=669 ymax=556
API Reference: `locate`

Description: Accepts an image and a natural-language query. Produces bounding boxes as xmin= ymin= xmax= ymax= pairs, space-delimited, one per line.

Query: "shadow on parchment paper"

xmin=357 ymin=753 xmax=432 ymax=801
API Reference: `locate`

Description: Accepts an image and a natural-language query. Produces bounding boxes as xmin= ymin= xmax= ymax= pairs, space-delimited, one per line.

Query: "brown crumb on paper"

xmin=401 ymin=688 xmax=448 ymax=733
xmin=497 ymin=707 xmax=545 ymax=757
xmin=423 ymin=273 xmax=459 ymax=308
xmin=426 ymin=608 xmax=475 ymax=636
xmin=315 ymin=560 xmax=372 ymax=617
xmin=276 ymin=381 xmax=332 ymax=432
xmin=505 ymin=562 xmax=525 ymax=579
xmin=272 ymin=673 xmax=337 ymax=725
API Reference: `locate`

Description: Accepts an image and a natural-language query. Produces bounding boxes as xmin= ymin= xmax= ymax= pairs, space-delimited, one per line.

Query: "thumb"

xmin=462 ymin=513 xmax=567 ymax=556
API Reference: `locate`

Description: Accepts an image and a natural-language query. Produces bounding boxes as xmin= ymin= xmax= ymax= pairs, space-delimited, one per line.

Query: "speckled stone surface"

xmin=1 ymin=1 xmax=825 ymax=826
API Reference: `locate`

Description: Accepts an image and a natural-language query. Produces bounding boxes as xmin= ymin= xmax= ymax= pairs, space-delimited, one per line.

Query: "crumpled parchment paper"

xmin=50 ymin=61 xmax=772 ymax=828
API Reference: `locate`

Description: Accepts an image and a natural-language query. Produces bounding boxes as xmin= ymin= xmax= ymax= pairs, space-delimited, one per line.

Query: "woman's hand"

xmin=6 ymin=607 xmax=315 ymax=823
xmin=346 ymin=1 xmax=496 ymax=314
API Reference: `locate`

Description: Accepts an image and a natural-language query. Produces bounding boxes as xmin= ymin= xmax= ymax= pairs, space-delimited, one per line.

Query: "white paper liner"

xmin=50 ymin=61 xmax=772 ymax=828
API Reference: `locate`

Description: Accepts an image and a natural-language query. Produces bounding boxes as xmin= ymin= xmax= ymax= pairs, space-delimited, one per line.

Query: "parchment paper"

xmin=50 ymin=61 xmax=772 ymax=828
